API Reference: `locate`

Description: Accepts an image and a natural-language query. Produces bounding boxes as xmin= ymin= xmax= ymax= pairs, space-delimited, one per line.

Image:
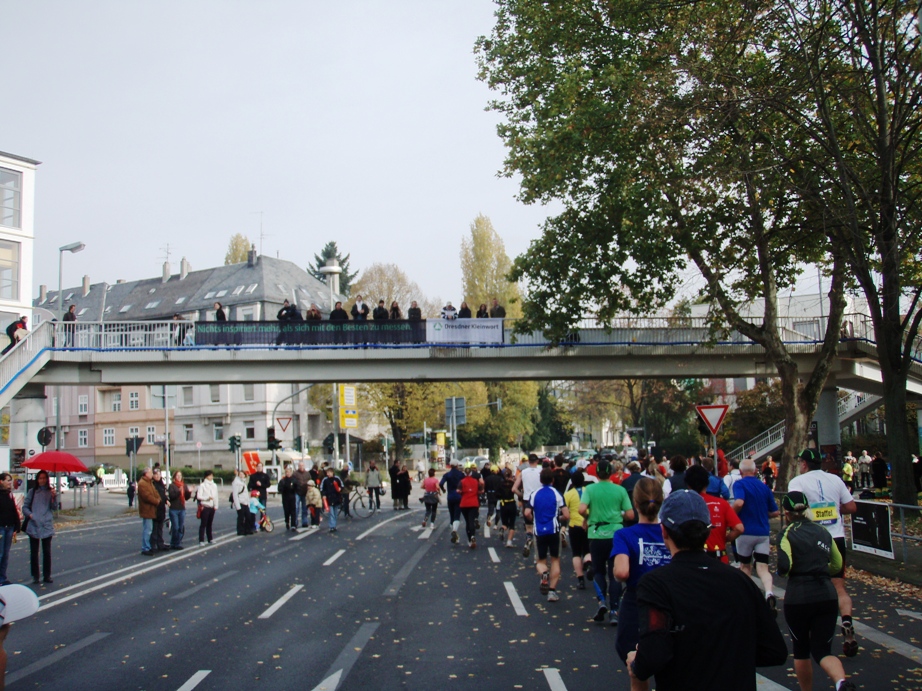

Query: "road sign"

xmin=339 ymin=408 xmax=358 ymax=429
xmin=695 ymin=405 xmax=730 ymax=436
xmin=277 ymin=417 xmax=292 ymax=433
xmin=445 ymin=397 xmax=466 ymax=425
xmin=339 ymin=385 xmax=357 ymax=407
xmin=196 ymin=441 xmax=202 ymax=449
xmin=36 ymin=427 xmax=54 ymax=447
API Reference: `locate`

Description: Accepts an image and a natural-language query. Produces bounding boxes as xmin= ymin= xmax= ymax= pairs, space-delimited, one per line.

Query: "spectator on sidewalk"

xmin=167 ymin=471 xmax=192 ymax=550
xmin=0 ymin=474 xmax=20 ymax=585
xmin=137 ymin=468 xmax=159 ymax=557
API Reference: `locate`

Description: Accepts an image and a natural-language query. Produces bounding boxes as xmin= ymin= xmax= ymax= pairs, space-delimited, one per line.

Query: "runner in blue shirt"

xmin=732 ymin=459 xmax=780 ymax=614
xmin=532 ymin=469 xmax=569 ymax=602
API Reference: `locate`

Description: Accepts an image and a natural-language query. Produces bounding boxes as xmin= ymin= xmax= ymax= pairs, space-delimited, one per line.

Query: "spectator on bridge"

xmin=2 ymin=316 xmax=27 ymax=355
xmin=389 ymin=301 xmax=402 ymax=320
xmin=458 ymin=302 xmax=472 ymax=318
xmin=231 ymin=470 xmax=252 ymax=536
xmin=62 ymin=304 xmax=77 ymax=347
xmin=196 ymin=470 xmax=218 ymax=545
xmin=372 ymin=300 xmax=388 ymax=320
xmin=441 ymin=302 xmax=458 ymax=319
xmin=489 ymin=298 xmax=506 ymax=318
xmin=276 ymin=299 xmax=293 ymax=322
xmin=476 ymin=303 xmax=489 ymax=318
xmin=136 ymin=467 xmax=159 ymax=557
xmin=172 ymin=314 xmax=192 ymax=346
xmin=329 ymin=301 xmax=349 ymax=321
xmin=0 ymin=473 xmax=21 ymax=585
xmin=305 ymin=303 xmax=323 ymax=321
xmin=407 ymin=301 xmax=422 ymax=321
xmin=167 ymin=470 xmax=192 ymax=550
xmin=350 ymin=296 xmax=370 ymax=321
xmin=213 ymin=302 xmax=226 ymax=321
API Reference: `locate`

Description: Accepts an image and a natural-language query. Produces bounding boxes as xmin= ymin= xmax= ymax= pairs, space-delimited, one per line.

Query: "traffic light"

xmin=228 ymin=434 xmax=241 ymax=452
xmin=267 ymin=427 xmax=281 ymax=450
xmin=293 ymin=436 xmax=302 ymax=452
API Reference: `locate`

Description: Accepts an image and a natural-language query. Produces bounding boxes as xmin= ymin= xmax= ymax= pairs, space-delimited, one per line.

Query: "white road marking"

xmin=488 ymin=547 xmax=500 ymax=563
xmin=484 ymin=525 xmax=491 ymax=538
xmin=897 ymin=608 xmax=922 ymax=621
xmin=854 ymin=621 xmax=922 ymax=664
xmin=176 ymin=670 xmax=212 ymax=691
xmin=38 ymin=535 xmax=242 ymax=611
xmin=755 ymin=674 xmax=791 ymax=690
xmin=410 ymin=525 xmax=423 ymax=532
xmin=356 ymin=510 xmax=415 ymax=540
xmin=504 ymin=581 xmax=528 ymax=616
xmin=258 ymin=584 xmax=304 ymax=619
xmin=323 ymin=549 xmax=346 ymax=566
xmin=543 ymin=667 xmax=567 ymax=690
xmin=5 ymin=632 xmax=111 ymax=685
xmin=310 ymin=669 xmax=343 ymax=691
xmin=290 ymin=527 xmax=320 ymax=541
xmin=418 ymin=527 xmax=433 ymax=539
xmin=172 ymin=570 xmax=238 ymax=600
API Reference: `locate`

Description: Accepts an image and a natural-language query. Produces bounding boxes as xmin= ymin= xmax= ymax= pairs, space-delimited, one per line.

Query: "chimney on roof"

xmin=39 ymin=285 xmax=47 ymax=303
xmin=180 ymin=257 xmax=190 ymax=280
xmin=323 ymin=258 xmax=341 ymax=296
xmin=247 ymin=244 xmax=257 ymax=267
xmin=117 ymin=279 xmax=126 ymax=284
xmin=82 ymin=275 xmax=91 ymax=297
xmin=162 ymin=261 xmax=171 ymax=283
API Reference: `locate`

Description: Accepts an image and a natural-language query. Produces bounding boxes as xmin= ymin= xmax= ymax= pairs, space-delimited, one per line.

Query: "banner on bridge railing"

xmin=851 ymin=500 xmax=894 ymax=559
xmin=425 ymin=319 xmax=504 ymax=345
xmin=194 ymin=320 xmax=426 ymax=346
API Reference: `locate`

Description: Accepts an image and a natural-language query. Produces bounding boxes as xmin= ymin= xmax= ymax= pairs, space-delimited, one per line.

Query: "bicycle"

xmin=257 ymin=508 xmax=274 ymax=532
xmin=351 ymin=486 xmax=380 ymax=519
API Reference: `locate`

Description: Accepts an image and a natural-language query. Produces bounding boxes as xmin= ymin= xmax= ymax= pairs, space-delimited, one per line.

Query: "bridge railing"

xmin=0 ymin=321 xmax=54 ymax=398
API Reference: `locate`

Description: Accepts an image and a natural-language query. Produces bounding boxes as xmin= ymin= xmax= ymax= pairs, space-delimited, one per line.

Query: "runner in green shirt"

xmin=579 ymin=460 xmax=635 ymax=624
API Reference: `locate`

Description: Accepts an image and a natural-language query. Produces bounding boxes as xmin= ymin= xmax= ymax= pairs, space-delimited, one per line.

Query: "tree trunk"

xmin=777 ymin=371 xmax=809 ymax=492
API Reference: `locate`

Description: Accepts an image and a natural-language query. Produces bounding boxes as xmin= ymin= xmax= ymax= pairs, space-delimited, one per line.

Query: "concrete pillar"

xmin=917 ymin=408 xmax=922 ymax=454
xmin=8 ymin=384 xmax=48 ymax=472
xmin=813 ymin=388 xmax=842 ymax=467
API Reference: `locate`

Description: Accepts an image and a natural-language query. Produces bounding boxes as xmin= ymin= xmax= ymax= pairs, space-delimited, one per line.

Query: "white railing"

xmin=0 ymin=321 xmax=54 ymax=399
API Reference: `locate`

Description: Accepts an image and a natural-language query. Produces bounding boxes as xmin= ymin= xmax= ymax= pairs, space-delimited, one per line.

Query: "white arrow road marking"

xmin=176 ymin=670 xmax=212 ymax=691
xmin=310 ymin=669 xmax=343 ymax=691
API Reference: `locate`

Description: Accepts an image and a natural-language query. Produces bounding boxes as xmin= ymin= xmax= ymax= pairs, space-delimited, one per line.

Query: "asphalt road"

xmin=2 ymin=497 xmax=920 ymax=690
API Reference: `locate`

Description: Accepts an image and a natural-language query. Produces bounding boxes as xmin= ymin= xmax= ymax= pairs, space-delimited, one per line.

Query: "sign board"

xmin=277 ymin=417 xmax=292 ymax=433
xmin=695 ymin=405 xmax=730 ymax=436
xmin=445 ymin=397 xmax=466 ymax=426
xmin=339 ymin=385 xmax=357 ymax=407
xmin=339 ymin=409 xmax=358 ymax=429
xmin=426 ymin=319 xmax=504 ymax=344
xmin=242 ymin=450 xmax=261 ymax=474
xmin=196 ymin=441 xmax=202 ymax=449
xmin=852 ymin=500 xmax=894 ymax=559
xmin=436 ymin=432 xmax=446 ymax=447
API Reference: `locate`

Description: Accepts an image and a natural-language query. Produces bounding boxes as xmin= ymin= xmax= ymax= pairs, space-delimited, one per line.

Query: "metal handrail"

xmin=0 ymin=321 xmax=54 ymax=396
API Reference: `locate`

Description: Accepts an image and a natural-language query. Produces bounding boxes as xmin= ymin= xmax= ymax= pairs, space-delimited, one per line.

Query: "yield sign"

xmin=696 ymin=405 xmax=730 ymax=436
xmin=276 ymin=417 xmax=292 ymax=433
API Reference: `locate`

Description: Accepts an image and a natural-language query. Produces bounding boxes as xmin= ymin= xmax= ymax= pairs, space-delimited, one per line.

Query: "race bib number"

xmin=807 ymin=501 xmax=839 ymax=526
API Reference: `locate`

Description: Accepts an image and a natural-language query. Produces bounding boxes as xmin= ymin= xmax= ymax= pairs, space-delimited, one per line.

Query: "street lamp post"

xmin=55 ymin=242 xmax=85 ymax=454
xmin=318 ymin=260 xmax=342 ymax=466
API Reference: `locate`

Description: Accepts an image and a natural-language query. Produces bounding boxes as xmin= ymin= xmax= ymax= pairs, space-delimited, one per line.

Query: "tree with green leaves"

xmin=460 ymin=214 xmax=522 ymax=317
xmin=307 ymin=242 xmax=359 ymax=297
xmin=224 ymin=234 xmax=252 ymax=265
xmin=477 ymin=0 xmax=851 ymax=491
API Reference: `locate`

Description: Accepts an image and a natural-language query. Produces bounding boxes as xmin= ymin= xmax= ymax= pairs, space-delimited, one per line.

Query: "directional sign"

xmin=339 ymin=408 xmax=358 ymax=429
xmin=695 ymin=405 xmax=730 ymax=436
xmin=339 ymin=385 xmax=357 ymax=407
xmin=276 ymin=417 xmax=292 ymax=433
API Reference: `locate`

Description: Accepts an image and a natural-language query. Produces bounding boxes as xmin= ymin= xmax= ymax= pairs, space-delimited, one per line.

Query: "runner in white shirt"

xmin=788 ymin=448 xmax=859 ymax=657
xmin=512 ymin=456 xmax=543 ymax=558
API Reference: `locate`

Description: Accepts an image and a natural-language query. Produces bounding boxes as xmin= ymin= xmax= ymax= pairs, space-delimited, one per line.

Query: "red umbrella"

xmin=22 ymin=450 xmax=88 ymax=474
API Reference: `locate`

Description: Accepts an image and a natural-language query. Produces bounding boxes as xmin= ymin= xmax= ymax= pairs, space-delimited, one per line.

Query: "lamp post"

xmin=55 ymin=241 xmax=85 ymax=453
xmin=317 ymin=260 xmax=342 ymax=466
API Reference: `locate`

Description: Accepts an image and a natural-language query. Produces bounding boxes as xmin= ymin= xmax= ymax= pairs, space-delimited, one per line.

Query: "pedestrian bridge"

xmin=1 ymin=315 xmax=920 ymax=409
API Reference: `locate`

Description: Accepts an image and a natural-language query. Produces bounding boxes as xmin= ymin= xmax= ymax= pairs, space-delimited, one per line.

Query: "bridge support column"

xmin=917 ymin=408 xmax=922 ymax=455
xmin=9 ymin=384 xmax=48 ymax=471
xmin=813 ymin=387 xmax=842 ymax=468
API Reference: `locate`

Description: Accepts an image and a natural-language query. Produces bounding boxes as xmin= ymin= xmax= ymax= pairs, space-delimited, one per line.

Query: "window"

xmin=129 ymin=391 xmax=139 ymax=410
xmin=147 ymin=425 xmax=156 ymax=444
xmin=104 ymin=306 xmax=112 ymax=313
xmin=144 ymin=300 xmax=161 ymax=309
xmin=129 ymin=426 xmax=140 ymax=438
xmin=119 ymin=305 xmax=133 ymax=313
xmin=65 ymin=292 xmax=74 ymax=301
xmin=0 ymin=239 xmax=20 ymax=300
xmin=240 ymin=307 xmax=255 ymax=321
xmin=103 ymin=428 xmax=115 ymax=446
xmin=216 ymin=289 xmax=227 ymax=298
xmin=52 ymin=397 xmax=57 ymax=416
xmin=182 ymin=386 xmax=193 ymax=406
xmin=175 ymin=296 xmax=186 ymax=304
xmin=78 ymin=429 xmax=88 ymax=448
xmin=204 ymin=291 xmax=216 ymax=300
xmin=78 ymin=395 xmax=88 ymax=415
xmin=242 ymin=383 xmax=254 ymax=402
xmin=0 ymin=167 xmax=22 ymax=228
xmin=244 ymin=421 xmax=255 ymax=440
xmin=233 ymin=285 xmax=245 ymax=295
xmin=77 ymin=308 xmax=88 ymax=316
xmin=183 ymin=424 xmax=194 ymax=442
xmin=213 ymin=423 xmax=224 ymax=441
xmin=148 ymin=288 xmax=156 ymax=294
xmin=210 ymin=384 xmax=220 ymax=403
xmin=111 ymin=392 xmax=121 ymax=412
xmin=246 ymin=283 xmax=258 ymax=293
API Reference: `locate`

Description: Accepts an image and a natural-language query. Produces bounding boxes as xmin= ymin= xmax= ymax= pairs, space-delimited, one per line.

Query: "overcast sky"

xmin=3 ymin=1 xmax=557 ymax=303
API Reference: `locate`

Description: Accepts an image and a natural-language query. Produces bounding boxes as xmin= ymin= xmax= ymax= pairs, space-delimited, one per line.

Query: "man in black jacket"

xmin=151 ymin=469 xmax=169 ymax=551
xmin=407 ymin=301 xmax=422 ymax=321
xmin=2 ymin=316 xmax=27 ymax=355
xmin=372 ymin=300 xmax=388 ymax=320
xmin=627 ymin=490 xmax=787 ymax=690
xmin=351 ymin=296 xmax=370 ymax=321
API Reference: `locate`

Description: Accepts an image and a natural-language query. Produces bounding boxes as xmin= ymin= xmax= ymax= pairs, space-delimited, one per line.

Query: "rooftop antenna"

xmin=251 ymin=211 xmax=269 ymax=255
xmin=160 ymin=243 xmax=173 ymax=263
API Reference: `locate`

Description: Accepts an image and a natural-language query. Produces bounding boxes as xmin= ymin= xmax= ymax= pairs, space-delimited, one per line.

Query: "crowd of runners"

xmin=426 ymin=449 xmax=859 ymax=691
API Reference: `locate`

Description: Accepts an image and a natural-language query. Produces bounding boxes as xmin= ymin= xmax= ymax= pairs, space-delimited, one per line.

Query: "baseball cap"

xmin=0 ymin=584 xmax=39 ymax=624
xmin=782 ymin=491 xmax=809 ymax=512
xmin=659 ymin=490 xmax=711 ymax=529
xmin=800 ymin=448 xmax=822 ymax=467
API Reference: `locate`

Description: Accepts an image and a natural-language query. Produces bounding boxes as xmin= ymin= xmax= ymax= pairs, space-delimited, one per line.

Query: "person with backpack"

xmin=320 ymin=467 xmax=344 ymax=533
xmin=2 ymin=316 xmax=27 ymax=355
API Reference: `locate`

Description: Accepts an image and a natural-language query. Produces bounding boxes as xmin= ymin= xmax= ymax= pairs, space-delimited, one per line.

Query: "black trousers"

xmin=236 ymin=507 xmax=252 ymax=535
xmin=152 ymin=519 xmax=166 ymax=549
xmin=198 ymin=506 xmax=215 ymax=543
xmin=282 ymin=495 xmax=297 ymax=528
xmin=29 ymin=536 xmax=52 ymax=580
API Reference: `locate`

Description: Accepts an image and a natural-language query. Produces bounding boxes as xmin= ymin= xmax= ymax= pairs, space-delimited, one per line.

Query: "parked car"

xmin=67 ymin=472 xmax=96 ymax=488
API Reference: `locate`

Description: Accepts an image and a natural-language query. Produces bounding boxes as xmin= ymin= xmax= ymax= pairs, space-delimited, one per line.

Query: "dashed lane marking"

xmin=258 ymin=584 xmax=304 ymax=619
xmin=290 ymin=527 xmax=321 ymax=541
xmin=356 ymin=510 xmax=416 ymax=541
xmin=5 ymin=632 xmax=111 ymax=685
xmin=172 ymin=570 xmax=238 ymax=600
xmin=488 ymin=547 xmax=500 ymax=563
xmin=419 ymin=526 xmax=433 ymax=539
xmin=176 ymin=670 xmax=212 ymax=691
xmin=543 ymin=667 xmax=567 ymax=690
xmin=311 ymin=623 xmax=379 ymax=691
xmin=504 ymin=581 xmax=528 ymax=616
xmin=323 ymin=549 xmax=346 ymax=566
